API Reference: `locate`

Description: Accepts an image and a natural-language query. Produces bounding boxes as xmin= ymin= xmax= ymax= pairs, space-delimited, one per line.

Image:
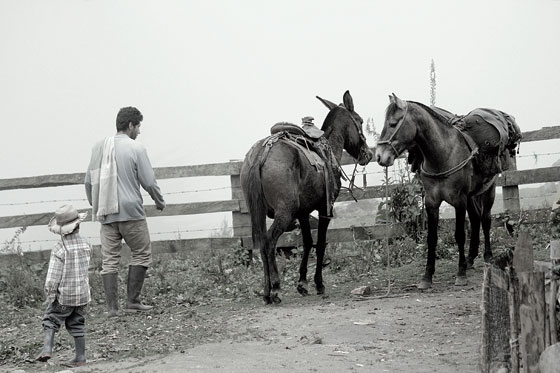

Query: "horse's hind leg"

xmin=454 ymin=203 xmax=468 ymax=286
xmin=264 ymin=216 xmax=293 ymax=304
xmin=297 ymin=215 xmax=313 ymax=296
xmin=481 ymin=185 xmax=496 ymax=262
xmin=260 ymin=242 xmax=273 ymax=304
xmin=466 ymin=197 xmax=481 ymax=268
xmin=313 ymin=216 xmax=331 ymax=295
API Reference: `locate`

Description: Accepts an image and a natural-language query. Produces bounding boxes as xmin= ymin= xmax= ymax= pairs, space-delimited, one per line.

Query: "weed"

xmin=550 ymin=208 xmax=560 ymax=239
xmin=0 ymin=227 xmax=44 ymax=308
xmin=378 ymin=161 xmax=425 ymax=242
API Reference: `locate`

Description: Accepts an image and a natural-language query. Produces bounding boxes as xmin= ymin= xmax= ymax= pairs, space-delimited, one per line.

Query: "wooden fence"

xmin=481 ymin=233 xmax=560 ymax=372
xmin=1 ymin=125 xmax=560 ymax=260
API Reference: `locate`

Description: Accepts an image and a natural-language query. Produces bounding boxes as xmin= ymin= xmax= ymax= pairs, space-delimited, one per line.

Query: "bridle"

xmin=376 ymin=101 xmax=409 ymax=158
xmin=335 ymin=105 xmax=371 ymax=201
xmin=341 ymin=105 xmax=370 ymax=163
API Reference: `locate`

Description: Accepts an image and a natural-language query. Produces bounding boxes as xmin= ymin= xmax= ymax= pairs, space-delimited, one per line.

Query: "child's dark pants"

xmin=42 ymin=300 xmax=87 ymax=337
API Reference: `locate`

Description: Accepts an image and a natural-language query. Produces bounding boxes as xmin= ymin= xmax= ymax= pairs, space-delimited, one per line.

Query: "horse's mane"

xmin=387 ymin=101 xmax=455 ymax=126
xmin=320 ymin=105 xmax=343 ymax=134
xmin=409 ymin=101 xmax=456 ymax=126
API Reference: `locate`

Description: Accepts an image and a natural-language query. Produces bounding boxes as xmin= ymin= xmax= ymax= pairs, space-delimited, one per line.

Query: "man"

xmin=85 ymin=106 xmax=165 ymax=317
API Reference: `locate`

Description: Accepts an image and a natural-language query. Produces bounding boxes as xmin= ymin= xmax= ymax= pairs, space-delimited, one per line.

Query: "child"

xmin=36 ymin=205 xmax=91 ymax=367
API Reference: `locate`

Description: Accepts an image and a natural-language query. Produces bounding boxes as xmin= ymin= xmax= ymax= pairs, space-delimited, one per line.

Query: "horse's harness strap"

xmin=420 ymin=127 xmax=479 ymax=179
xmin=258 ymin=132 xmax=283 ymax=168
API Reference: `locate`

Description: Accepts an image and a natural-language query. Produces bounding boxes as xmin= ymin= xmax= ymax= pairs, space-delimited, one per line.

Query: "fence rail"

xmin=1 ymin=126 xmax=559 ymax=253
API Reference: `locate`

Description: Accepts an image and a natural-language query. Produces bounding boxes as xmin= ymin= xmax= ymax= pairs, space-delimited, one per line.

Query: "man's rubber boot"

xmin=102 ymin=272 xmax=119 ymax=317
xmin=125 ymin=265 xmax=153 ymax=312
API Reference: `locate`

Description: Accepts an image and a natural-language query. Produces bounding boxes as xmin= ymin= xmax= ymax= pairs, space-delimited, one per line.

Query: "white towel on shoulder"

xmin=90 ymin=136 xmax=119 ymax=221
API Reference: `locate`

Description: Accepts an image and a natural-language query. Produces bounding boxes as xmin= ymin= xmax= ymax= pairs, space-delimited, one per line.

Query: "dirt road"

xmin=67 ymin=282 xmax=482 ymax=373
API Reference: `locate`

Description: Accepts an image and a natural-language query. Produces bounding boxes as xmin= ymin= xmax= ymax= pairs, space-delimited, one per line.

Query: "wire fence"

xmin=0 ymin=186 xmax=234 ymax=207
xmin=12 ymin=192 xmax=558 ymax=247
xmin=2 ymin=148 xmax=559 ymax=208
xmin=2 ymin=146 xmax=559 ymax=250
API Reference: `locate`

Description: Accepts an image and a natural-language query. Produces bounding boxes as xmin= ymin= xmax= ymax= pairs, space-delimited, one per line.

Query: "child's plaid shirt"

xmin=44 ymin=232 xmax=92 ymax=306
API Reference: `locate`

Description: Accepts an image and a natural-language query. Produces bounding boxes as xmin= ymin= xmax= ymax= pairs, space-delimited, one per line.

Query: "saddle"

xmin=258 ymin=122 xmax=338 ymax=217
xmin=269 ymin=122 xmax=326 ymax=169
xmin=271 ymin=122 xmax=324 ymax=139
xmin=452 ymin=108 xmax=522 ymax=176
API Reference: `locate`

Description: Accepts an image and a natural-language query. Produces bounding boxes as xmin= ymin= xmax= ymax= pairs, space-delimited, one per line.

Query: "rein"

xmin=335 ymin=156 xmax=361 ymax=202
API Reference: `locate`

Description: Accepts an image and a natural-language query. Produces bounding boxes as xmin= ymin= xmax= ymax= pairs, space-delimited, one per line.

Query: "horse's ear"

xmin=316 ymin=96 xmax=337 ymax=111
xmin=392 ymin=93 xmax=405 ymax=109
xmin=388 ymin=94 xmax=395 ymax=104
xmin=342 ymin=90 xmax=354 ymax=112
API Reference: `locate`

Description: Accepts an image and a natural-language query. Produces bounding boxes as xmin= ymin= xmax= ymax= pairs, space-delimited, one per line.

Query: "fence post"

xmin=518 ymin=271 xmax=546 ymax=373
xmin=481 ymin=264 xmax=512 ymax=373
xmin=230 ymin=169 xmax=251 ymax=240
xmin=507 ymin=267 xmax=520 ymax=373
xmin=550 ymin=241 xmax=560 ymax=345
xmin=503 ymin=155 xmax=521 ymax=212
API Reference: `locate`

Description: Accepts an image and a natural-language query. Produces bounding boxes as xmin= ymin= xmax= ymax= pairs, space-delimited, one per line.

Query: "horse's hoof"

xmin=297 ymin=284 xmax=309 ymax=296
xmin=417 ymin=279 xmax=432 ymax=290
xmin=484 ymin=254 xmax=493 ymax=263
xmin=272 ymin=295 xmax=282 ymax=304
xmin=263 ymin=296 xmax=273 ymax=305
xmin=316 ymin=285 xmax=325 ymax=295
xmin=454 ymin=276 xmax=468 ymax=286
xmin=466 ymin=258 xmax=475 ymax=269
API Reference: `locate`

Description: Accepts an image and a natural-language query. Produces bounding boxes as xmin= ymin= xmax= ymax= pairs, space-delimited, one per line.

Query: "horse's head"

xmin=375 ymin=93 xmax=416 ymax=167
xmin=316 ymin=91 xmax=373 ymax=166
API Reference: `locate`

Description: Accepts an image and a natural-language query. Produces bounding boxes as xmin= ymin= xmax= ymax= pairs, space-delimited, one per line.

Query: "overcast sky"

xmin=1 ymin=0 xmax=559 ymax=249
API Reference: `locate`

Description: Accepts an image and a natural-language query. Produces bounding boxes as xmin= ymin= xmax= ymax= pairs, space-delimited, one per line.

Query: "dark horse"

xmin=241 ymin=91 xmax=373 ymax=304
xmin=375 ymin=94 xmax=520 ymax=289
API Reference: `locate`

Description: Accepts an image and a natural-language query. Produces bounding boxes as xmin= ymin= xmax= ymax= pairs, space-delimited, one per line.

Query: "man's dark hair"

xmin=116 ymin=107 xmax=143 ymax=131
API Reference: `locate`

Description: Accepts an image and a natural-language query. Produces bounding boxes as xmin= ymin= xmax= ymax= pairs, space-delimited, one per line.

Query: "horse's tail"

xmin=245 ymin=147 xmax=269 ymax=256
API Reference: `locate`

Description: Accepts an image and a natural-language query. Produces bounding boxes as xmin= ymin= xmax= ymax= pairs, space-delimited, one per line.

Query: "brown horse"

xmin=241 ymin=91 xmax=373 ymax=304
xmin=375 ymin=94 xmax=520 ymax=289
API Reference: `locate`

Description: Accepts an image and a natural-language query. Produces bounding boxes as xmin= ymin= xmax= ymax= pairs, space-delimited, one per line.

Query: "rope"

xmin=355 ymin=167 xmax=398 ymax=301
xmin=381 ymin=166 xmax=392 ymax=296
xmin=337 ymin=158 xmax=364 ymax=202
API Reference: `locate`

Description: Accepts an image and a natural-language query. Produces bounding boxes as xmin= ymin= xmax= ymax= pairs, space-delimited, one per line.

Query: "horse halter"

xmin=376 ymin=102 xmax=409 ymax=158
xmin=340 ymin=105 xmax=370 ymax=162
